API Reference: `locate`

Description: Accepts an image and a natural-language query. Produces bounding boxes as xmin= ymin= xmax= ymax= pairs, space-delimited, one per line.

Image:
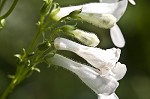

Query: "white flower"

xmin=47 ymin=53 xmax=126 ymax=98
xmin=50 ymin=37 xmax=127 ymax=99
xmin=71 ymin=29 xmax=100 ymax=47
xmin=48 ymin=54 xmax=119 ymax=96
xmin=51 ymin=2 xmax=119 ymax=29
xmin=54 ymin=37 xmax=126 ymax=78
xmin=51 ymin=0 xmax=135 ymax=47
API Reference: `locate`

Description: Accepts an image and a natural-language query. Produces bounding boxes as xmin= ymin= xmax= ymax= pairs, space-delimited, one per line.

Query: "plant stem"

xmin=0 ymin=0 xmax=8 ymax=14
xmin=0 ymin=80 xmax=16 ymax=99
xmin=0 ymin=64 xmax=33 ymax=99
xmin=0 ymin=0 xmax=19 ymax=20
xmin=27 ymin=16 xmax=44 ymax=54
xmin=0 ymin=1 xmax=57 ymax=98
xmin=0 ymin=13 xmax=46 ymax=99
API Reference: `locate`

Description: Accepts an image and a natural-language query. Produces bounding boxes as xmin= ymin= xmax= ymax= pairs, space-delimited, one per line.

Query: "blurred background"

xmin=0 ymin=0 xmax=150 ymax=99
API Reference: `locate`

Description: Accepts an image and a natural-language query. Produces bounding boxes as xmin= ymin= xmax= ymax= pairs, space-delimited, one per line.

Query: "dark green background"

xmin=0 ymin=0 xmax=150 ymax=99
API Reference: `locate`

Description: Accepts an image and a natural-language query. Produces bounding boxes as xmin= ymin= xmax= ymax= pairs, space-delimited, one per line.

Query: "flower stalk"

xmin=0 ymin=0 xmax=56 ymax=98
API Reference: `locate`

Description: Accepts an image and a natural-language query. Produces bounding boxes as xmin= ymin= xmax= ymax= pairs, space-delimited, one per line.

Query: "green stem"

xmin=0 ymin=1 xmax=56 ymax=98
xmin=0 ymin=15 xmax=45 ymax=99
xmin=0 ymin=79 xmax=16 ymax=99
xmin=0 ymin=63 xmax=39 ymax=99
xmin=0 ymin=0 xmax=7 ymax=14
xmin=27 ymin=16 xmax=45 ymax=54
xmin=0 ymin=0 xmax=19 ymax=20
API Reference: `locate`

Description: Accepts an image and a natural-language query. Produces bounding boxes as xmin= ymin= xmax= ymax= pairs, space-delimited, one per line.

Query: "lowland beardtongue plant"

xmin=47 ymin=37 xmax=127 ymax=99
xmin=0 ymin=0 xmax=135 ymax=99
xmin=50 ymin=0 xmax=136 ymax=48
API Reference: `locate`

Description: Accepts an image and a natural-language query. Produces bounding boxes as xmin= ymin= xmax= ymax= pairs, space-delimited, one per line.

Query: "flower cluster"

xmin=48 ymin=37 xmax=126 ymax=99
xmin=47 ymin=0 xmax=135 ymax=99
xmin=51 ymin=0 xmax=135 ymax=48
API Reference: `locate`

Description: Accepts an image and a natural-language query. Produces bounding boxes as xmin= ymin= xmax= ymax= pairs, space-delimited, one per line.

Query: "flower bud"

xmin=0 ymin=19 xmax=6 ymax=27
xmin=0 ymin=19 xmax=6 ymax=30
xmin=68 ymin=9 xmax=82 ymax=20
xmin=71 ymin=29 xmax=100 ymax=47
xmin=60 ymin=25 xmax=100 ymax=47
xmin=61 ymin=25 xmax=76 ymax=32
xmin=79 ymin=13 xmax=117 ymax=29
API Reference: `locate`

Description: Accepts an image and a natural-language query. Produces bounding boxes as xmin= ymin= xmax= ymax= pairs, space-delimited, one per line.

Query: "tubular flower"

xmin=47 ymin=54 xmax=126 ymax=99
xmin=54 ymin=37 xmax=126 ymax=77
xmin=54 ymin=38 xmax=125 ymax=79
xmin=51 ymin=0 xmax=135 ymax=47
xmin=47 ymin=37 xmax=127 ymax=99
xmin=48 ymin=54 xmax=119 ymax=96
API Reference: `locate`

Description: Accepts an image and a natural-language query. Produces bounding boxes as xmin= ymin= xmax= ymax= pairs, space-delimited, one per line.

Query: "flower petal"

xmin=52 ymin=5 xmax=81 ymax=20
xmin=81 ymin=3 xmax=118 ymax=14
xmin=53 ymin=0 xmax=127 ymax=21
xmin=128 ymin=0 xmax=136 ymax=5
xmin=112 ymin=62 xmax=127 ymax=80
xmin=112 ymin=0 xmax=128 ymax=21
xmin=82 ymin=0 xmax=128 ymax=21
xmin=110 ymin=24 xmax=125 ymax=48
xmin=98 ymin=93 xmax=119 ymax=99
xmin=48 ymin=54 xmax=118 ymax=95
xmin=99 ymin=0 xmax=119 ymax=3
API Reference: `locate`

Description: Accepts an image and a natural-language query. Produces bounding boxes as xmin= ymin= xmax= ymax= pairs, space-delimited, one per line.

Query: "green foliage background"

xmin=0 ymin=0 xmax=150 ymax=99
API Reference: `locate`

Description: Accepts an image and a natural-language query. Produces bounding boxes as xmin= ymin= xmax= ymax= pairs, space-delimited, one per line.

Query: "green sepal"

xmin=68 ymin=9 xmax=82 ymax=20
xmin=14 ymin=48 xmax=27 ymax=64
xmin=40 ymin=0 xmax=52 ymax=16
xmin=61 ymin=25 xmax=76 ymax=32
xmin=38 ymin=40 xmax=51 ymax=51
xmin=44 ymin=50 xmax=56 ymax=65
xmin=49 ymin=3 xmax=60 ymax=19
xmin=14 ymin=54 xmax=22 ymax=62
